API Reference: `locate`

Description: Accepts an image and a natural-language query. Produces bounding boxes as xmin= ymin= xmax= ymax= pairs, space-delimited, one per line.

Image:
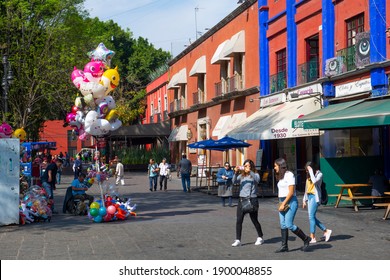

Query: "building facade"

xmin=167 ymin=0 xmax=261 ymax=170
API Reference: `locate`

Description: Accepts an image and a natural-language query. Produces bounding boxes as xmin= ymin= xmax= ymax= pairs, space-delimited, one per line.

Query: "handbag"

xmin=240 ymin=181 xmax=256 ymax=214
xmin=241 ymin=197 xmax=256 ymax=213
xmin=278 ymin=202 xmax=290 ymax=212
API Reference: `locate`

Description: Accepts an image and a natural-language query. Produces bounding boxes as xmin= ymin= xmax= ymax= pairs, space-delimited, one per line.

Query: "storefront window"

xmin=320 ymin=128 xmax=380 ymax=158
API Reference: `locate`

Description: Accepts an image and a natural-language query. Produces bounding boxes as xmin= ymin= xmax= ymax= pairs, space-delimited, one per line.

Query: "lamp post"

xmin=2 ymin=54 xmax=14 ymax=121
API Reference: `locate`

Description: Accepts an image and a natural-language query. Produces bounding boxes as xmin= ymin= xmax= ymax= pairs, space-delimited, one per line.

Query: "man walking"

xmin=178 ymin=153 xmax=192 ymax=192
xmin=115 ymin=159 xmax=125 ymax=186
xmin=41 ymin=158 xmax=63 ymax=213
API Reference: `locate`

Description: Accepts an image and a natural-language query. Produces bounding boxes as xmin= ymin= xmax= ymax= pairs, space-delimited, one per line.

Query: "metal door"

xmin=0 ymin=139 xmax=20 ymax=226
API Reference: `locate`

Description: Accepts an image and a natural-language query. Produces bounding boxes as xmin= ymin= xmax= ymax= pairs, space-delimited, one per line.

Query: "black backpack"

xmin=320 ymin=181 xmax=328 ymax=205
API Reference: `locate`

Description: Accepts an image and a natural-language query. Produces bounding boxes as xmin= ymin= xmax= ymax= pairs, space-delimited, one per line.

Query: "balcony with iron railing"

xmin=227 ymin=73 xmax=243 ymax=92
xmin=192 ymin=90 xmax=206 ymax=105
xmin=169 ymin=99 xmax=186 ymax=112
xmin=336 ymin=45 xmax=356 ymax=72
xmin=270 ymin=71 xmax=287 ymax=93
xmin=297 ymin=59 xmax=319 ymax=85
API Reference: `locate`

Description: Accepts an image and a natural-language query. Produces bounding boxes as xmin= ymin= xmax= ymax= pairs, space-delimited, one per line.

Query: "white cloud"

xmin=83 ymin=0 xmax=240 ymax=56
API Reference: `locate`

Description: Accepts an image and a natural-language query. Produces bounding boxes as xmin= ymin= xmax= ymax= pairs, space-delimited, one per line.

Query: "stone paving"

xmin=0 ymin=172 xmax=389 ymax=260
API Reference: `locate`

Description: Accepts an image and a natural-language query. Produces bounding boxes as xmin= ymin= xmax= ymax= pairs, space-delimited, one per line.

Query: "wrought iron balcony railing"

xmin=270 ymin=71 xmax=287 ymax=93
xmin=336 ymin=45 xmax=356 ymax=72
xmin=297 ymin=59 xmax=319 ymax=85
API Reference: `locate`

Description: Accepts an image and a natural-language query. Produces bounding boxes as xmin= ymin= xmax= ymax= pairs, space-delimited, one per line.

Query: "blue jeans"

xmin=278 ymin=196 xmax=298 ymax=231
xmin=149 ymin=176 xmax=158 ymax=190
xmin=181 ymin=173 xmax=190 ymax=191
xmin=307 ymin=194 xmax=326 ymax=234
xmin=42 ymin=181 xmax=53 ymax=199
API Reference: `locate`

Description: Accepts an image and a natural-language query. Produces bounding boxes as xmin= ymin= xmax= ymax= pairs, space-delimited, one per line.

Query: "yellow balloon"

xmin=13 ymin=127 xmax=27 ymax=141
xmin=90 ymin=202 xmax=100 ymax=209
xmin=105 ymin=109 xmax=119 ymax=122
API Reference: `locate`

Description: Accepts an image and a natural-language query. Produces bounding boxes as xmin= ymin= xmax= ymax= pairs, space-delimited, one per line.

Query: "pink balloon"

xmin=107 ymin=205 xmax=116 ymax=215
xmin=84 ymin=59 xmax=104 ymax=83
xmin=71 ymin=67 xmax=87 ymax=89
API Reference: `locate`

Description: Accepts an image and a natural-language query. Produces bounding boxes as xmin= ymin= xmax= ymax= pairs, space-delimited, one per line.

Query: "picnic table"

xmin=334 ymin=183 xmax=380 ymax=212
xmin=373 ymin=191 xmax=390 ymax=220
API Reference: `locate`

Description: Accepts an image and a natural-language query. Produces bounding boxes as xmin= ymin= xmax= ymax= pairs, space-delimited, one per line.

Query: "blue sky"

xmin=83 ymin=0 xmax=241 ymax=56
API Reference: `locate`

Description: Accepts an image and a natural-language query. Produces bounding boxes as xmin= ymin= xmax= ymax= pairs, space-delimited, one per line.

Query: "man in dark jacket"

xmin=178 ymin=153 xmax=192 ymax=192
xmin=41 ymin=158 xmax=63 ymax=213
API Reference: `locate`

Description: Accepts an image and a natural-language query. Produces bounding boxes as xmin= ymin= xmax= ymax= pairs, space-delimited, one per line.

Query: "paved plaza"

xmin=0 ymin=171 xmax=389 ymax=260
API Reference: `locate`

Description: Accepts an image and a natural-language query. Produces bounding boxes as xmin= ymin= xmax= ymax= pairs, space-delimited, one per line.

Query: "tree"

xmin=0 ymin=0 xmax=171 ymax=139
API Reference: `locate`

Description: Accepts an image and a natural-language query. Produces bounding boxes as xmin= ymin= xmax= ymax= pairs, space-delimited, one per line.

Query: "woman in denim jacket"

xmin=231 ymin=159 xmax=264 ymax=247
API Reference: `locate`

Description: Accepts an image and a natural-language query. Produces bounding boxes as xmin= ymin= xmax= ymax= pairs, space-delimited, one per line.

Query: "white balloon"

xmin=95 ymin=96 xmax=116 ymax=109
xmin=110 ymin=119 xmax=122 ymax=131
xmin=84 ymin=110 xmax=111 ymax=136
xmin=79 ymin=81 xmax=106 ymax=99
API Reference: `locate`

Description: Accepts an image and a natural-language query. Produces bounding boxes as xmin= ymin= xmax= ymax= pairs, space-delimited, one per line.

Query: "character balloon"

xmin=87 ymin=43 xmax=115 ymax=67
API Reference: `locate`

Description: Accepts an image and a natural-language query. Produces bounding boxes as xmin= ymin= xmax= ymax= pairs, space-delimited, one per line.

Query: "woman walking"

xmin=231 ymin=159 xmax=264 ymax=247
xmin=274 ymin=157 xmax=310 ymax=252
xmin=303 ymin=161 xmax=332 ymax=243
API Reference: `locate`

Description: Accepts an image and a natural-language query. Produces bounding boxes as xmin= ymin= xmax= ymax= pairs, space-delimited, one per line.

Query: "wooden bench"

xmin=345 ymin=195 xmax=389 ymax=212
xmin=372 ymin=202 xmax=390 ymax=220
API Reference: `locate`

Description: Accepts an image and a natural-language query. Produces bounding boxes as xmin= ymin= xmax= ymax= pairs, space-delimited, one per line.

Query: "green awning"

xmin=293 ymin=98 xmax=390 ymax=130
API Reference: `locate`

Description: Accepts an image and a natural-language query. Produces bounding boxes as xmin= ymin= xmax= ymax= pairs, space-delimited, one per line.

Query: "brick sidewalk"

xmin=0 ymin=171 xmax=389 ymax=260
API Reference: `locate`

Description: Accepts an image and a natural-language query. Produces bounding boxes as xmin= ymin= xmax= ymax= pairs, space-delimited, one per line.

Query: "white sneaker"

xmin=231 ymin=240 xmax=241 ymax=247
xmin=324 ymin=229 xmax=332 ymax=242
xmin=255 ymin=237 xmax=264 ymax=245
xmin=309 ymin=237 xmax=317 ymax=244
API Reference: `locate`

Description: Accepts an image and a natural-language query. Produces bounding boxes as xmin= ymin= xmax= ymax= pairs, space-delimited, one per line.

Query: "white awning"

xmin=228 ymin=97 xmax=321 ymax=140
xmin=168 ymin=125 xmax=188 ymax=142
xmin=222 ymin=30 xmax=245 ymax=57
xmin=220 ymin=112 xmax=247 ymax=138
xmin=211 ymin=40 xmax=231 ymax=64
xmin=189 ymin=56 xmax=206 ymax=77
xmin=212 ymin=115 xmax=232 ymax=138
xmin=167 ymin=68 xmax=187 ymax=89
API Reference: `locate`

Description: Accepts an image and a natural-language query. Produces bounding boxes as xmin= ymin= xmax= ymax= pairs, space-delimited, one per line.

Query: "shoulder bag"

xmin=240 ymin=181 xmax=256 ymax=214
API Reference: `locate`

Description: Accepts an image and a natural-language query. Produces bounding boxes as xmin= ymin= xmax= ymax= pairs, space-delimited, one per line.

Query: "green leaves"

xmin=0 ymin=0 xmax=170 ymax=140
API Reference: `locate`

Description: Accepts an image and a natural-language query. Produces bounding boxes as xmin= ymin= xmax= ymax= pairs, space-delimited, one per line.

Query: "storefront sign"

xmin=260 ymin=93 xmax=286 ymax=108
xmin=335 ymin=78 xmax=372 ymax=97
xmin=288 ymin=83 xmax=322 ymax=99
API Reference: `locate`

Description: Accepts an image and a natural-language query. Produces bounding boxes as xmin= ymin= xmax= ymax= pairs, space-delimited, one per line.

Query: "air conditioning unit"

xmin=355 ymin=31 xmax=370 ymax=67
xmin=325 ymin=56 xmax=346 ymax=77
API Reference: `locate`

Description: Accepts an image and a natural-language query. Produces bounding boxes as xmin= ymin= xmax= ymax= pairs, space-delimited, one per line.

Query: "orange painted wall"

xmin=39 ymin=120 xmax=88 ymax=155
xmin=168 ymin=2 xmax=260 ymax=166
xmin=296 ymin=1 xmax=322 ymax=68
xmin=334 ymin=0 xmax=369 ymax=50
xmin=145 ymin=72 xmax=168 ymax=124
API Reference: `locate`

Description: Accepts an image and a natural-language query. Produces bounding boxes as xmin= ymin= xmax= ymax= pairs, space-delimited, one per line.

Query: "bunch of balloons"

xmin=88 ymin=195 xmax=136 ymax=223
xmin=19 ymin=185 xmax=53 ymax=224
xmin=0 ymin=122 xmax=27 ymax=141
xmin=66 ymin=42 xmax=122 ymax=140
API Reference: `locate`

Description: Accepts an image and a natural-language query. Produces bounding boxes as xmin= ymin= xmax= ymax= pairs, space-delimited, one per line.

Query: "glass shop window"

xmin=320 ymin=128 xmax=380 ymax=158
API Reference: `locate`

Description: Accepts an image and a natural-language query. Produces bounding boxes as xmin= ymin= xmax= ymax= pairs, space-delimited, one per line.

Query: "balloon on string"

xmin=13 ymin=127 xmax=27 ymax=141
xmin=100 ymin=66 xmax=120 ymax=96
xmin=0 ymin=122 xmax=13 ymax=138
xmin=87 ymin=43 xmax=115 ymax=67
xmin=83 ymin=59 xmax=105 ymax=83
xmin=71 ymin=67 xmax=87 ymax=89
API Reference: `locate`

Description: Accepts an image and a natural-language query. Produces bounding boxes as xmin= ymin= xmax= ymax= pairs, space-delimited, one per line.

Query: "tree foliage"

xmin=0 ymin=0 xmax=170 ymax=140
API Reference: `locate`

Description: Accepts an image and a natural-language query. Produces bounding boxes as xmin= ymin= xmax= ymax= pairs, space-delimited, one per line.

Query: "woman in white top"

xmin=303 ymin=161 xmax=332 ymax=243
xmin=159 ymin=158 xmax=170 ymax=191
xmin=274 ymin=158 xmax=310 ymax=253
